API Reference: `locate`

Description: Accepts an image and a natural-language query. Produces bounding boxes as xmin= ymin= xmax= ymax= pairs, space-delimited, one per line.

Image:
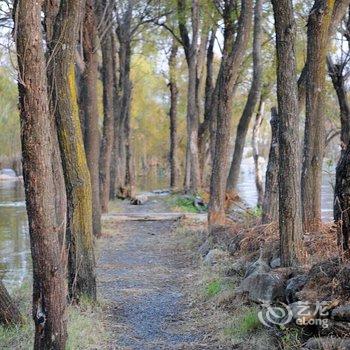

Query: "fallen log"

xmin=104 ymin=212 xmax=207 ymax=222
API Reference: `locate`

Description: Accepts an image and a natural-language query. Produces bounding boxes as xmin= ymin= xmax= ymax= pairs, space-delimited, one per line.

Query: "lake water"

xmin=0 ymin=159 xmax=335 ymax=289
xmin=0 ymin=180 xmax=30 ymax=291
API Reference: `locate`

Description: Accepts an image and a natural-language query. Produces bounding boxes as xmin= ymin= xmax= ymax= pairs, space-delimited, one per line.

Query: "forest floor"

xmin=97 ymin=196 xmax=231 ymax=350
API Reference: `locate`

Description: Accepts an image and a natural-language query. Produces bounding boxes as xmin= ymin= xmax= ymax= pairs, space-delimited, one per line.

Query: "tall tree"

xmin=115 ymin=0 xmax=135 ymax=198
xmin=271 ymin=0 xmax=303 ymax=267
xmin=15 ymin=0 xmax=68 ymax=347
xmin=251 ymin=96 xmax=265 ymax=207
xmin=98 ymin=0 xmax=118 ymax=209
xmin=80 ymin=0 xmax=102 ymax=236
xmin=226 ymin=0 xmax=263 ymax=193
xmin=208 ymin=0 xmax=253 ymax=228
xmin=330 ymin=9 xmax=350 ymax=251
xmin=177 ymin=0 xmax=201 ymax=193
xmin=198 ymin=27 xmax=216 ymax=177
xmin=301 ymin=0 xmax=336 ymax=231
xmin=262 ymin=107 xmax=279 ymax=224
xmin=168 ymin=39 xmax=180 ymax=189
xmin=48 ymin=0 xmax=96 ymax=301
xmin=298 ymin=0 xmax=350 ymax=111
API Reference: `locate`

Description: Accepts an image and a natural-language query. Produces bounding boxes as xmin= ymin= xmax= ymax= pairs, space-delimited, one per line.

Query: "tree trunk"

xmin=15 ymin=0 xmax=68 ymax=347
xmin=168 ymin=39 xmax=180 ymax=189
xmin=43 ymin=0 xmax=68 ymax=252
xmin=262 ymin=107 xmax=279 ymax=224
xmin=208 ymin=0 xmax=253 ymax=229
xmin=327 ymin=56 xmax=350 ymax=149
xmin=301 ymin=0 xmax=335 ymax=232
xmin=252 ymin=98 xmax=265 ymax=207
xmin=110 ymin=35 xmax=120 ymax=200
xmin=99 ymin=29 xmax=116 ymax=212
xmin=48 ymin=0 xmax=96 ymax=301
xmin=297 ymin=1 xmax=350 ymax=112
xmin=124 ymin=82 xmax=136 ymax=198
xmin=80 ymin=0 xmax=101 ymax=237
xmin=113 ymin=38 xmax=128 ymax=198
xmin=226 ymin=0 xmax=263 ymax=193
xmin=334 ymin=144 xmax=350 ymax=250
xmin=272 ymin=0 xmax=303 ymax=267
xmin=198 ymin=28 xmax=216 ymax=179
xmin=178 ymin=0 xmax=201 ymax=193
xmin=0 ymin=281 xmax=22 ymax=325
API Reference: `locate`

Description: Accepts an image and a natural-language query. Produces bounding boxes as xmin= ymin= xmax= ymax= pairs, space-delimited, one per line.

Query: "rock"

xmin=261 ymin=241 xmax=280 ymax=264
xmin=238 ymin=272 xmax=286 ymax=303
xmin=303 ymin=337 xmax=350 ymax=350
xmin=194 ymin=196 xmax=207 ymax=211
xmin=319 ymin=319 xmax=350 ymax=337
xmin=0 ymin=168 xmax=17 ymax=181
xmin=0 ymin=168 xmax=16 ymax=177
xmin=285 ymin=274 xmax=308 ymax=303
xmin=130 ymin=195 xmax=148 ymax=205
xmin=270 ymin=258 xmax=281 ymax=269
xmin=198 ymin=239 xmax=210 ymax=257
xmin=332 ymin=305 xmax=350 ymax=322
xmin=203 ymin=249 xmax=229 ymax=266
xmin=224 ymin=259 xmax=248 ymax=277
xmin=244 ymin=259 xmax=270 ymax=278
xmin=297 ymin=258 xmax=342 ymax=302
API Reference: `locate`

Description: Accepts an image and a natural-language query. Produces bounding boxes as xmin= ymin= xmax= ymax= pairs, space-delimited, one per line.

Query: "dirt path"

xmin=97 ymin=198 xmax=222 ymax=350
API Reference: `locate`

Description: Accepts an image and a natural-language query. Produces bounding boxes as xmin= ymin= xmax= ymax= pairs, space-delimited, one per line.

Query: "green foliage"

xmin=247 ymin=206 xmax=263 ymax=218
xmin=166 ymin=194 xmax=206 ymax=213
xmin=224 ymin=308 xmax=262 ymax=338
xmin=0 ymin=64 xmax=20 ymax=161
xmin=205 ymin=280 xmax=222 ymax=298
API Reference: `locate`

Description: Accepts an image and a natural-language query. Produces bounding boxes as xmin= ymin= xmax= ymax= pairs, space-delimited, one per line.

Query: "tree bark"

xmin=43 ymin=0 xmax=67 ymax=252
xmin=271 ymin=0 xmax=303 ymax=267
xmin=178 ymin=0 xmax=201 ymax=193
xmin=208 ymin=0 xmax=253 ymax=229
xmin=226 ymin=0 xmax=263 ymax=193
xmin=297 ymin=0 xmax=350 ymax=112
xmin=15 ymin=0 xmax=68 ymax=346
xmin=198 ymin=28 xmax=216 ymax=178
xmin=115 ymin=2 xmax=135 ymax=198
xmin=48 ymin=0 xmax=96 ymax=301
xmin=0 ymin=281 xmax=22 ymax=325
xmin=80 ymin=0 xmax=102 ymax=237
xmin=327 ymin=55 xmax=350 ymax=149
xmin=334 ymin=144 xmax=350 ymax=250
xmin=99 ymin=29 xmax=116 ymax=211
xmin=252 ymin=97 xmax=265 ymax=207
xmin=168 ymin=39 xmax=180 ymax=189
xmin=262 ymin=107 xmax=279 ymax=224
xmin=301 ymin=0 xmax=335 ymax=232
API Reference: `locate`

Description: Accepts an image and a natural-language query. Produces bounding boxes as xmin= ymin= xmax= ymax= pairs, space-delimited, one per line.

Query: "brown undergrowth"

xmin=178 ymin=212 xmax=348 ymax=349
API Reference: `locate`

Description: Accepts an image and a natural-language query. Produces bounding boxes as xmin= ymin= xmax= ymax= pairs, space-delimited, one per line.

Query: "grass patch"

xmin=67 ymin=297 xmax=110 ymax=350
xmin=205 ymin=280 xmax=222 ymax=298
xmin=0 ymin=283 xmax=111 ymax=350
xmin=246 ymin=206 xmax=262 ymax=218
xmin=224 ymin=307 xmax=262 ymax=339
xmin=166 ymin=194 xmax=207 ymax=213
xmin=279 ymin=327 xmax=302 ymax=350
